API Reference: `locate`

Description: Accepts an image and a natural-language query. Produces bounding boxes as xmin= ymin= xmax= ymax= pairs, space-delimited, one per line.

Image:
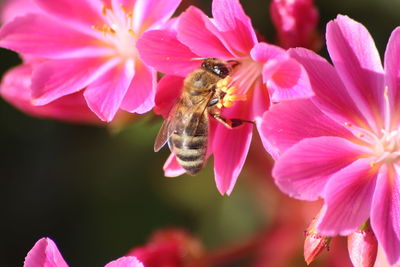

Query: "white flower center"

xmin=373 ymin=129 xmax=400 ymax=164
xmin=93 ymin=5 xmax=137 ymax=59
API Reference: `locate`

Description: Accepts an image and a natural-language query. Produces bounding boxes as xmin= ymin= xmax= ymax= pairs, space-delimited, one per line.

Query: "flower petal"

xmin=260 ymin=99 xmax=354 ymax=158
xmin=1 ymin=0 xmax=41 ymax=24
xmin=266 ymin=57 xmax=313 ymax=102
xmin=370 ymin=165 xmax=400 ymax=265
xmin=250 ymin=42 xmax=286 ymax=63
xmin=105 ymin=256 xmax=144 ymax=267
xmin=0 ymin=14 xmax=110 ymax=58
xmin=384 ymin=27 xmax=400 ymax=129
xmin=326 ymin=15 xmax=385 ymax=132
xmin=211 ymin=0 xmax=257 ymax=55
xmin=133 ymin=0 xmax=181 ymax=32
xmin=213 ymin=101 xmax=253 ymax=195
xmin=137 ymin=30 xmax=199 ymax=76
xmin=24 ymin=238 xmax=68 ymax=267
xmin=35 ymin=0 xmax=103 ymax=27
xmin=272 ymin=136 xmax=368 ymax=201
xmin=84 ymin=60 xmax=134 ymax=122
xmin=154 ymin=75 xmax=184 ymax=118
xmin=317 ymin=158 xmax=378 ymax=236
xmin=31 ymin=58 xmax=118 ymax=105
xmin=0 ymin=64 xmax=101 ymax=124
xmin=177 ymin=6 xmax=233 ymax=59
xmin=163 ymin=153 xmax=185 ymax=177
xmin=289 ymin=47 xmax=372 ymax=131
xmin=251 ymin=78 xmax=270 ymax=122
xmin=121 ymin=61 xmax=156 ymax=114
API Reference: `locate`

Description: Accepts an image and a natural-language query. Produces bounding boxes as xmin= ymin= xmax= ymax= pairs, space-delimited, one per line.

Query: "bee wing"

xmin=154 ymin=93 xmax=214 ymax=152
xmin=154 ymin=103 xmax=180 ymax=152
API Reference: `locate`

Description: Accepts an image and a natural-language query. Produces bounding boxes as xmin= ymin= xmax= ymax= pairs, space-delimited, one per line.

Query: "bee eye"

xmin=208 ymin=97 xmax=219 ymax=106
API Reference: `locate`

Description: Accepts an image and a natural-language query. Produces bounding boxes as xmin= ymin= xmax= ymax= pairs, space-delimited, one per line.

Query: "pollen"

xmin=92 ymin=4 xmax=137 ymax=59
xmin=215 ymin=76 xmax=247 ymax=109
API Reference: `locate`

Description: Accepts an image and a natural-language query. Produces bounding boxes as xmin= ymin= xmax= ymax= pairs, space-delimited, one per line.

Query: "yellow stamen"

xmin=215 ymin=76 xmax=247 ymax=109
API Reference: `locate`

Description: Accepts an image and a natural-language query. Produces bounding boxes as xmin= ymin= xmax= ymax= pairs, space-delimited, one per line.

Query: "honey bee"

xmin=154 ymin=58 xmax=253 ymax=175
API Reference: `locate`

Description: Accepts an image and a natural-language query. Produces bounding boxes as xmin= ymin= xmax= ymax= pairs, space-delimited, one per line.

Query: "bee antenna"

xmin=191 ymin=57 xmax=214 ymax=61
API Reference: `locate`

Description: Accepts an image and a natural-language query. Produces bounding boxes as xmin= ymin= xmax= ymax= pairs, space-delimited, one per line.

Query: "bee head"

xmin=201 ymin=59 xmax=231 ymax=78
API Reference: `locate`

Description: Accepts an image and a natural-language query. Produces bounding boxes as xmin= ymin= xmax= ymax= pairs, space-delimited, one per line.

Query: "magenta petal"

xmin=121 ymin=62 xmax=156 ymax=114
xmin=133 ymin=0 xmax=181 ymax=32
xmin=0 ymin=14 xmax=108 ymax=58
xmin=177 ymin=7 xmax=233 ymax=59
xmin=35 ymin=0 xmax=103 ymax=27
xmin=31 ymin=58 xmax=117 ymax=105
xmin=326 ymin=15 xmax=385 ymax=131
xmin=163 ymin=153 xmax=185 ymax=177
xmin=370 ymin=165 xmax=400 ymax=265
xmin=272 ymin=136 xmax=368 ymax=201
xmin=250 ymin=42 xmax=286 ymax=63
xmin=1 ymin=65 xmax=101 ymax=124
xmin=137 ymin=30 xmax=199 ymax=76
xmin=266 ymin=58 xmax=313 ymax=102
xmin=260 ymin=99 xmax=354 ymax=158
xmin=251 ymin=79 xmax=270 ymax=122
xmin=317 ymin=158 xmax=378 ymax=236
xmin=1 ymin=0 xmax=41 ymax=24
xmin=84 ymin=61 xmax=134 ymax=122
xmin=211 ymin=0 xmax=257 ymax=55
xmin=24 ymin=238 xmax=68 ymax=267
xmin=105 ymin=256 xmax=144 ymax=267
xmin=289 ymin=47 xmax=373 ymax=131
xmin=213 ymin=101 xmax=253 ymax=195
xmin=154 ymin=75 xmax=184 ymax=118
xmin=384 ymin=27 xmax=400 ymax=128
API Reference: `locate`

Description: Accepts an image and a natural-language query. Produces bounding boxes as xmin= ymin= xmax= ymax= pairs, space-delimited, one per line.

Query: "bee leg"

xmin=211 ymin=113 xmax=255 ymax=129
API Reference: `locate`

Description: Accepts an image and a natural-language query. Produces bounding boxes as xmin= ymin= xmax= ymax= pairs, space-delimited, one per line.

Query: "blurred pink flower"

xmin=0 ymin=0 xmax=181 ymax=122
xmin=137 ymin=0 xmax=312 ymax=195
xmin=261 ymin=15 xmax=400 ymax=264
xmin=127 ymin=228 xmax=205 ymax=267
xmin=1 ymin=64 xmax=103 ymax=124
xmin=270 ymin=0 xmax=320 ymax=50
xmin=24 ymin=238 xmax=144 ymax=267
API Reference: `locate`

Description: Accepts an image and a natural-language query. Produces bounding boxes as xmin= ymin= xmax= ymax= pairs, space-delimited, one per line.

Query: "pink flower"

xmin=1 ymin=64 xmax=103 ymax=124
xmin=24 ymin=238 xmax=144 ymax=267
xmin=0 ymin=0 xmax=181 ymax=122
xmin=137 ymin=0 xmax=312 ymax=195
xmin=270 ymin=0 xmax=320 ymax=50
xmin=348 ymin=228 xmax=378 ymax=267
xmin=261 ymin=15 xmax=400 ymax=264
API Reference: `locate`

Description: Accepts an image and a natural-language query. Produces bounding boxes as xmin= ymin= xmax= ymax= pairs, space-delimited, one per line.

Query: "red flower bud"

xmin=270 ymin=0 xmax=321 ymax=50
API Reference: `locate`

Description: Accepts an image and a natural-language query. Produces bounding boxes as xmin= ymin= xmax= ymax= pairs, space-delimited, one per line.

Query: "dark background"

xmin=0 ymin=0 xmax=399 ymax=266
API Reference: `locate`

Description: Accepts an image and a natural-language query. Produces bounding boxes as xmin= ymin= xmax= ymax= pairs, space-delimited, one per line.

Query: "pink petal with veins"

xmin=31 ymin=58 xmax=118 ymax=105
xmin=0 ymin=14 xmax=110 ymax=58
xmin=317 ymin=158 xmax=377 ymax=236
xmin=371 ymin=165 xmax=400 ymax=265
xmin=326 ymin=15 xmax=385 ymax=131
xmin=273 ymin=136 xmax=368 ymax=201
xmin=84 ymin=61 xmax=134 ymax=122
xmin=121 ymin=62 xmax=156 ymax=114
xmin=137 ymin=30 xmax=199 ymax=77
xmin=23 ymin=238 xmax=68 ymax=267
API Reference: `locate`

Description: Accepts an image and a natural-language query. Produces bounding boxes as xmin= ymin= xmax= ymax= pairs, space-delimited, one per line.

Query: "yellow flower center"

xmin=92 ymin=5 xmax=137 ymax=59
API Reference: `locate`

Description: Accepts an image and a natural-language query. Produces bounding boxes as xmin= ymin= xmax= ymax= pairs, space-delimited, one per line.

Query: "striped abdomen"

xmin=169 ymin=112 xmax=209 ymax=175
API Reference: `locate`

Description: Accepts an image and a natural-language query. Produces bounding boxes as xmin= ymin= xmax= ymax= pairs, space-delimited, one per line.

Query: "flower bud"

xmin=303 ymin=210 xmax=331 ymax=265
xmin=127 ymin=228 xmax=205 ymax=267
xmin=270 ymin=0 xmax=321 ymax=50
xmin=347 ymin=229 xmax=378 ymax=267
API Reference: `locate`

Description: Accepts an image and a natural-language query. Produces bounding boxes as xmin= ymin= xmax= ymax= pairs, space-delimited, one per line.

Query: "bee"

xmin=154 ymin=58 xmax=253 ymax=175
